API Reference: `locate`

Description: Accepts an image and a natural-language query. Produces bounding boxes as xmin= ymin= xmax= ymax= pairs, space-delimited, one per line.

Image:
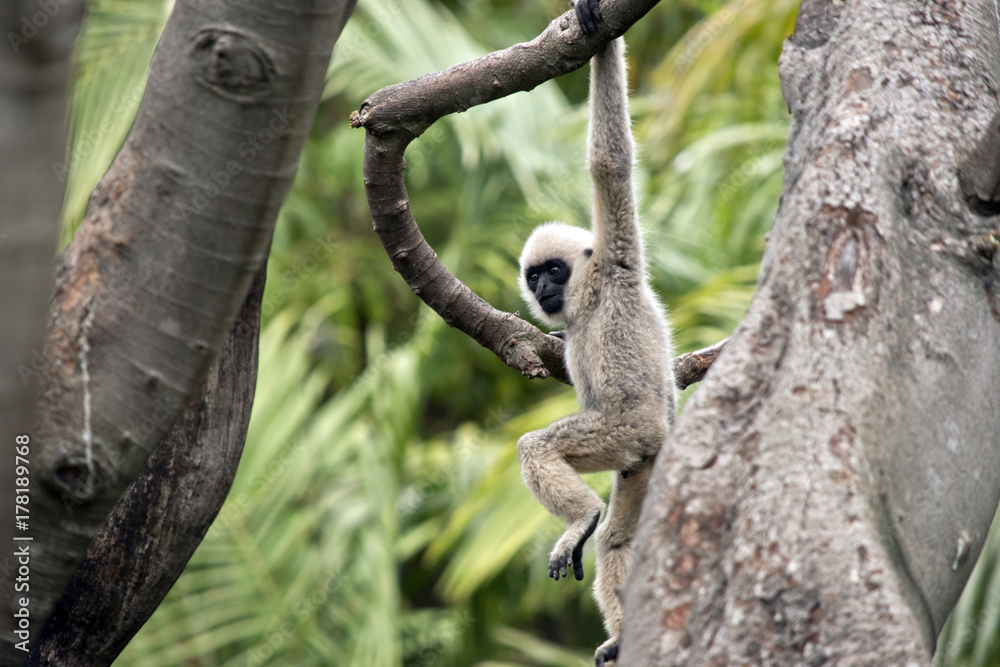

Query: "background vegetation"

xmin=58 ymin=0 xmax=998 ymax=664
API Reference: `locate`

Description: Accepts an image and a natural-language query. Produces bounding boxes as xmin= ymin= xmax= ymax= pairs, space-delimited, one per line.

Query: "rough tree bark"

xmin=24 ymin=264 xmax=266 ymax=665
xmin=2 ymin=0 xmax=357 ymax=662
xmin=621 ymin=1 xmax=1000 ymax=664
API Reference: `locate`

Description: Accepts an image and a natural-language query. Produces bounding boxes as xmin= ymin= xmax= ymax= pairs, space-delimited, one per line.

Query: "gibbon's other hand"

xmin=572 ymin=0 xmax=602 ymax=35
xmin=548 ymin=330 xmax=567 ymax=340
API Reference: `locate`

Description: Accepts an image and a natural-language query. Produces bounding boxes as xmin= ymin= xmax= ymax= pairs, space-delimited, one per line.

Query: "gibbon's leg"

xmin=593 ymin=457 xmax=654 ymax=665
xmin=517 ymin=411 xmax=647 ymax=581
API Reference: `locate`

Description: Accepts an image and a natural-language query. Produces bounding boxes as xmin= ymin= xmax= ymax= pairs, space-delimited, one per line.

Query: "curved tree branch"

xmin=349 ymin=0 xmax=732 ymax=388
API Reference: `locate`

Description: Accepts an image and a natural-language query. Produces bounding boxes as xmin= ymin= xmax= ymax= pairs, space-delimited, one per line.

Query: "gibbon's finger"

xmin=549 ymin=549 xmax=570 ymax=580
xmin=590 ymin=0 xmax=603 ymax=26
xmin=571 ymin=0 xmax=601 ymax=35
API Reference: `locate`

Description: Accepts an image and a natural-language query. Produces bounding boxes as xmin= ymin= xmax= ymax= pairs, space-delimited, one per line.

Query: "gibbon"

xmin=516 ymin=2 xmax=676 ymax=664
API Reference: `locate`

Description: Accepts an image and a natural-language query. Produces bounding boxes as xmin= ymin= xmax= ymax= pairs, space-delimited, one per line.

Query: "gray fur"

xmin=517 ymin=35 xmax=676 ymax=663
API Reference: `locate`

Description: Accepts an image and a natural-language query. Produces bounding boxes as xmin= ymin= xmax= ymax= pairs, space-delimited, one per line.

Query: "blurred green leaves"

xmin=58 ymin=0 xmax=171 ymax=247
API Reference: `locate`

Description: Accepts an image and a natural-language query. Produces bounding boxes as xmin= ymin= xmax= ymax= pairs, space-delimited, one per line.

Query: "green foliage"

xmin=59 ymin=0 xmax=171 ymax=246
xmin=69 ymin=1 xmax=997 ymax=666
xmin=936 ymin=511 xmax=1000 ymax=667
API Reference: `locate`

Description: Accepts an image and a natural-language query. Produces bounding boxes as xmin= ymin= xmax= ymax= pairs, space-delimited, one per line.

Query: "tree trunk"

xmin=23 ymin=263 xmax=266 ymax=666
xmin=620 ymin=1 xmax=1000 ymax=664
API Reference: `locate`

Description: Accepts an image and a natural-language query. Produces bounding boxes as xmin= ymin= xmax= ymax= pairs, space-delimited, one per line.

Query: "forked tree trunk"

xmin=2 ymin=1 xmax=357 ymax=662
xmin=621 ymin=1 xmax=1000 ymax=664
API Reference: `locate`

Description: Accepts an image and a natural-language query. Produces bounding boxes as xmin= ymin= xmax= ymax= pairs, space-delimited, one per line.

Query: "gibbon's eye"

xmin=549 ymin=265 xmax=561 ymax=276
xmin=528 ymin=272 xmax=539 ymax=282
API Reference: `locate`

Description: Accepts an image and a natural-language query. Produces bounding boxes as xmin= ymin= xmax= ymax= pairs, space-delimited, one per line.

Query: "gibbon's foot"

xmin=571 ymin=0 xmax=603 ymax=35
xmin=595 ymin=639 xmax=618 ymax=666
xmin=549 ymin=509 xmax=601 ymax=581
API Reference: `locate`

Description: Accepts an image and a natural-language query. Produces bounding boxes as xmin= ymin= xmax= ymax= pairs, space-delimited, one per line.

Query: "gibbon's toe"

xmin=548 ymin=510 xmax=601 ymax=581
xmin=549 ymin=548 xmax=572 ymax=580
xmin=594 ymin=640 xmax=618 ymax=666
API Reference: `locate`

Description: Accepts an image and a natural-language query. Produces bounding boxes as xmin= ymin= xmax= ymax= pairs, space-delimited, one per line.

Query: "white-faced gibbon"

xmin=516 ymin=2 xmax=676 ymax=664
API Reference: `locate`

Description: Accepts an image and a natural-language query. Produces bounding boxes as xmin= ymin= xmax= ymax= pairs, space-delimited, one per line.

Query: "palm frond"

xmin=60 ymin=0 xmax=171 ymax=244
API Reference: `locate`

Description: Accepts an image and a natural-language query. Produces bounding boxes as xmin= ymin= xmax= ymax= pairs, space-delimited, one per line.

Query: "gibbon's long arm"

xmin=352 ymin=0 xmax=733 ymax=389
xmin=588 ymin=37 xmax=641 ymax=270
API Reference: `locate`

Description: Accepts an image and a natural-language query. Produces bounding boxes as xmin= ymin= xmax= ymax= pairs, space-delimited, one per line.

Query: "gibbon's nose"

xmin=535 ymin=276 xmax=556 ymax=302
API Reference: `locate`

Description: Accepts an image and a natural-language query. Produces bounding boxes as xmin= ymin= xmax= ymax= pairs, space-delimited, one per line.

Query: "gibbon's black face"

xmin=525 ymin=259 xmax=571 ymax=314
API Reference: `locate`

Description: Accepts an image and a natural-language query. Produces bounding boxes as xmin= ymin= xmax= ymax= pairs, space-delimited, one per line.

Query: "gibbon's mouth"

xmin=539 ymin=294 xmax=563 ymax=314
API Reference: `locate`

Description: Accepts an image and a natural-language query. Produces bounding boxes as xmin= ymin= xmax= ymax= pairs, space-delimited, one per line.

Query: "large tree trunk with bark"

xmin=620 ymin=1 xmax=1000 ymax=664
xmin=23 ymin=264 xmax=267 ymax=666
